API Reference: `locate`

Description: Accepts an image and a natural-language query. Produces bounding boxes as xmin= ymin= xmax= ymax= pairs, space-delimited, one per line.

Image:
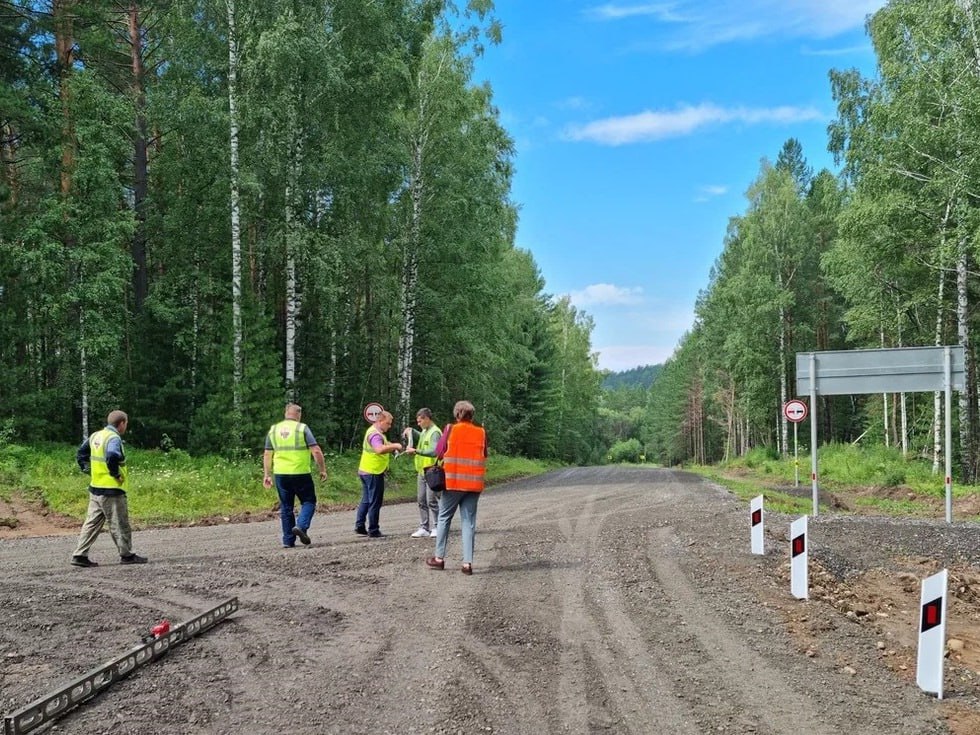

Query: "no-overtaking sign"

xmin=783 ymin=399 xmax=808 ymax=423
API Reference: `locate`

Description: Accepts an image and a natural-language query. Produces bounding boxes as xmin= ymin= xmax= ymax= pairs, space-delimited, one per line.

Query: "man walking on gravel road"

xmin=264 ymin=403 xmax=328 ymax=548
xmin=70 ymin=409 xmax=147 ymax=568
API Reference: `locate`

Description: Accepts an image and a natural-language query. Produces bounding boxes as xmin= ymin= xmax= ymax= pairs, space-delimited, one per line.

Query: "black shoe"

xmin=292 ymin=526 xmax=311 ymax=545
xmin=120 ymin=553 xmax=148 ymax=564
xmin=71 ymin=555 xmax=98 ymax=568
xmin=367 ymin=531 xmax=385 ymax=538
xmin=354 ymin=526 xmax=368 ymax=536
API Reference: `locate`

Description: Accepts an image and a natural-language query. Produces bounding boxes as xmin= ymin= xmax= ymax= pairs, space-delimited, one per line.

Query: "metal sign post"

xmin=782 ymin=400 xmax=808 ymax=489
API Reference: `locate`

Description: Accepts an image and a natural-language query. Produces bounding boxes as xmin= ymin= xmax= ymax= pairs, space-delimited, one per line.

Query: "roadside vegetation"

xmin=687 ymin=443 xmax=979 ymax=519
xmin=0 ymin=443 xmax=557 ymax=526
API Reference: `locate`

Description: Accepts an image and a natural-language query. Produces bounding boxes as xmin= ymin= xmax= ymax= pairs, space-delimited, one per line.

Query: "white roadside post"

xmin=750 ymin=495 xmax=764 ymax=555
xmin=917 ymin=569 xmax=948 ymax=699
xmin=790 ymin=516 xmax=808 ymax=600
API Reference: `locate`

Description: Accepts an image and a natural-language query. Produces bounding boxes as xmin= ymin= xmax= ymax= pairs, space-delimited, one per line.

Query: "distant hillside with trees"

xmin=602 ymin=364 xmax=662 ymax=391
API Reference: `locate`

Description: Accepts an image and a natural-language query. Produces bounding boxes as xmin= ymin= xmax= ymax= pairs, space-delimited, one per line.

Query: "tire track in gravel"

xmin=645 ymin=525 xmax=839 ymax=735
xmin=551 ymin=487 xmax=701 ymax=734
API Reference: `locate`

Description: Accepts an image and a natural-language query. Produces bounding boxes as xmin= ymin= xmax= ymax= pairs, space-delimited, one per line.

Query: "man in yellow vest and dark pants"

xmin=354 ymin=410 xmax=402 ymax=537
xmin=71 ymin=410 xmax=147 ymax=567
xmin=263 ymin=403 xmax=328 ymax=548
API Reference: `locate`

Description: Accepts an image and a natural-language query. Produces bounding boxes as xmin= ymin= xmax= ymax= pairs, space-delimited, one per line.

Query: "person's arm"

xmin=434 ymin=424 xmax=451 ymax=459
xmin=263 ymin=449 xmax=274 ymax=489
xmin=76 ymin=437 xmax=91 ymax=473
xmin=369 ymin=431 xmax=402 ymax=455
xmin=402 ymin=427 xmax=420 ymax=454
xmin=310 ymin=445 xmax=327 ymax=481
xmin=104 ymin=436 xmax=124 ymax=483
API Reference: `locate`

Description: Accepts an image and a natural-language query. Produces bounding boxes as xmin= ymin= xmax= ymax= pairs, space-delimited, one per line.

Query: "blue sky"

xmin=471 ymin=1 xmax=885 ymax=372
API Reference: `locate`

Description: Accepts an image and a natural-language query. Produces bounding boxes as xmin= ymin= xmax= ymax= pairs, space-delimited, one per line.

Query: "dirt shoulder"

xmin=1 ymin=467 xmax=978 ymax=734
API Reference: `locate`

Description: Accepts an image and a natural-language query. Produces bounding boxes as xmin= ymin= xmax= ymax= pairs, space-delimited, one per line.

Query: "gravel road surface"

xmin=3 ymin=466 xmax=979 ymax=734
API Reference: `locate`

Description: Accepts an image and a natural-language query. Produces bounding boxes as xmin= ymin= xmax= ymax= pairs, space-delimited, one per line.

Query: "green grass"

xmin=687 ymin=442 xmax=980 ymax=516
xmin=687 ymin=465 xmax=816 ymax=515
xmin=0 ymin=443 xmax=559 ymax=525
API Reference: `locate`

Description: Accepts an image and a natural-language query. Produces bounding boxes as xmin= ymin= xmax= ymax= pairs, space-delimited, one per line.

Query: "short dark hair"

xmin=416 ymin=407 xmax=433 ymax=420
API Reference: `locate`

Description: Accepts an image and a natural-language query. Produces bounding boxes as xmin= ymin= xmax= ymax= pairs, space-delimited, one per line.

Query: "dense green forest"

xmin=0 ymin=0 xmax=603 ymax=462
xmin=644 ymin=0 xmax=980 ymax=481
xmin=8 ymin=0 xmax=980 ymax=476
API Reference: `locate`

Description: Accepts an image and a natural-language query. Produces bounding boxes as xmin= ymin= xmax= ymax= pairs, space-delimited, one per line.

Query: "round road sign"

xmin=783 ymin=399 xmax=808 ymax=423
xmin=363 ymin=402 xmax=384 ymax=423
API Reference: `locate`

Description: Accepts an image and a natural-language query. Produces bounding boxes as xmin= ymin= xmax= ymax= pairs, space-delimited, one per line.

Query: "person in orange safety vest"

xmin=425 ymin=400 xmax=487 ymax=575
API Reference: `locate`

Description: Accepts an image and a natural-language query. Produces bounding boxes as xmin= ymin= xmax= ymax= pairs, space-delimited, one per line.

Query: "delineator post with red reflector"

xmin=917 ymin=569 xmax=948 ymax=699
xmin=790 ymin=515 xmax=808 ymax=599
xmin=750 ymin=495 xmax=764 ymax=555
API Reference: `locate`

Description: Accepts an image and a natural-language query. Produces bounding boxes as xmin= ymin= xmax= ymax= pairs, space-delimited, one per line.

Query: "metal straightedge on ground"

xmin=3 ymin=597 xmax=239 ymax=735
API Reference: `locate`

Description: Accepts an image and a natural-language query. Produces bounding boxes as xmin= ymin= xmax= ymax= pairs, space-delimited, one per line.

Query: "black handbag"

xmin=423 ymin=463 xmax=446 ymax=492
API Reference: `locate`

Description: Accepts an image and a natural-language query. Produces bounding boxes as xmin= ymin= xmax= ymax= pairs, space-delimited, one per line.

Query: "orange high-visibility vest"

xmin=443 ymin=421 xmax=486 ymax=492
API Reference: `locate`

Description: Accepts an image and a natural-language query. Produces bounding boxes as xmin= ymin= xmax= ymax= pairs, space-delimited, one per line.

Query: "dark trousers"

xmin=355 ymin=472 xmax=385 ymax=534
xmin=275 ymin=474 xmax=316 ymax=546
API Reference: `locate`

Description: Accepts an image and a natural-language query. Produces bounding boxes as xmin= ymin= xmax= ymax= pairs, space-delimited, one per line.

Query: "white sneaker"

xmin=429 ymin=529 xmax=438 ymax=537
xmin=411 ymin=528 xmax=429 ymax=538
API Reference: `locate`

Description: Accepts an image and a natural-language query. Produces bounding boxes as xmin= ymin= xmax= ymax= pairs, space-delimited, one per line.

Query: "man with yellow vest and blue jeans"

xmin=263 ymin=403 xmax=328 ymax=548
xmin=354 ymin=410 xmax=402 ymax=537
xmin=403 ymin=407 xmax=442 ymax=537
xmin=71 ymin=410 xmax=147 ymax=567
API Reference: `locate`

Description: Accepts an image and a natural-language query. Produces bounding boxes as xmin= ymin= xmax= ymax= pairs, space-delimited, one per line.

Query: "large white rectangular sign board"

xmin=796 ymin=346 xmax=964 ymax=396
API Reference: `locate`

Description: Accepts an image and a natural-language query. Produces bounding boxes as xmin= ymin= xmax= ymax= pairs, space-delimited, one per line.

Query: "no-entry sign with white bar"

xmin=790 ymin=516 xmax=808 ymax=600
xmin=917 ymin=569 xmax=948 ymax=699
xmin=750 ymin=495 xmax=764 ymax=555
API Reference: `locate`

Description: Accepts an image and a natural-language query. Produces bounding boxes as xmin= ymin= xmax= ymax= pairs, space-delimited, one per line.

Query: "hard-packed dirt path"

xmin=2 ymin=467 xmax=979 ymax=734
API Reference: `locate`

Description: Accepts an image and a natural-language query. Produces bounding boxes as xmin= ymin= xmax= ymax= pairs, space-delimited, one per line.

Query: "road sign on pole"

xmin=363 ymin=403 xmax=384 ymax=423
xmin=783 ymin=399 xmax=808 ymax=423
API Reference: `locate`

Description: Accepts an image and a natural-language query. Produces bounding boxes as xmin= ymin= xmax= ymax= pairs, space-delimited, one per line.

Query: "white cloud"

xmin=592 ymin=1 xmax=886 ymax=51
xmin=563 ymin=103 xmax=824 ymax=146
xmin=596 ymin=344 xmax=677 ymax=372
xmin=695 ymin=184 xmax=728 ymax=202
xmin=568 ymin=283 xmax=644 ymax=307
xmin=800 ymin=44 xmax=873 ymax=57
xmin=587 ymin=3 xmax=688 ymax=22
xmin=556 ymin=96 xmax=591 ymax=111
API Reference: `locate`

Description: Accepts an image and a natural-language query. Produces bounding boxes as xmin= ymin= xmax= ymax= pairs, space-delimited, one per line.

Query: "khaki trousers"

xmin=72 ymin=493 xmax=132 ymax=558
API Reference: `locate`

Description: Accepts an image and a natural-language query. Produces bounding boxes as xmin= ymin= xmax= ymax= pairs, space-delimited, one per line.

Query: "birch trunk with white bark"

xmin=227 ymin=0 xmax=244 ymax=427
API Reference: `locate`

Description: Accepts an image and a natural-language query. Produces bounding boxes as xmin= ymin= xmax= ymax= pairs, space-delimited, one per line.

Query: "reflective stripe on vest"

xmin=414 ymin=426 xmax=441 ymax=473
xmin=443 ymin=422 xmax=486 ymax=492
xmin=359 ymin=426 xmax=390 ymax=474
xmin=268 ymin=420 xmax=312 ymax=475
xmin=90 ymin=428 xmax=128 ymax=490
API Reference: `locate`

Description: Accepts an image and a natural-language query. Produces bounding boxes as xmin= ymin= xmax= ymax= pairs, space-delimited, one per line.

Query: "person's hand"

xmin=263 ymin=475 xmax=273 ymax=489
xmin=319 ymin=469 xmax=327 ymax=481
xmin=393 ymin=442 xmax=404 ymax=452
xmin=404 ymin=447 xmax=417 ymax=455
